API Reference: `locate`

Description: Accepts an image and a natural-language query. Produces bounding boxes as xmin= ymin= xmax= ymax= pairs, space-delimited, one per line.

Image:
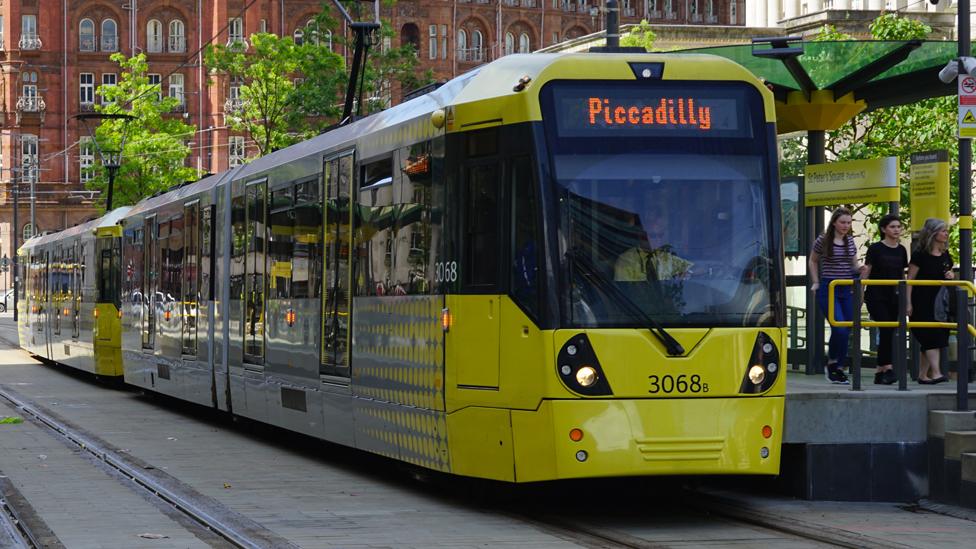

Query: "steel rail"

xmin=0 ymin=492 xmax=35 ymax=549
xmin=0 ymin=385 xmax=298 ymax=549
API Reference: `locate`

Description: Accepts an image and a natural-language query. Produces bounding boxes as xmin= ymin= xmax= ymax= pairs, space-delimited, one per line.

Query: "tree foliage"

xmin=205 ymin=2 xmax=432 ymax=159
xmin=781 ymin=14 xmax=957 ymax=248
xmin=621 ymin=20 xmax=657 ymax=51
xmin=87 ymin=53 xmax=196 ymax=210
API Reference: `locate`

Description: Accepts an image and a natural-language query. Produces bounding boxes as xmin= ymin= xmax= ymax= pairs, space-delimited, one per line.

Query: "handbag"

xmin=934 ymin=286 xmax=958 ymax=322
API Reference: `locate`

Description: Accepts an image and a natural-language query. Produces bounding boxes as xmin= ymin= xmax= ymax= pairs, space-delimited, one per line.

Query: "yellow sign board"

xmin=804 ymin=157 xmax=899 ymax=207
xmin=909 ymin=150 xmax=950 ymax=231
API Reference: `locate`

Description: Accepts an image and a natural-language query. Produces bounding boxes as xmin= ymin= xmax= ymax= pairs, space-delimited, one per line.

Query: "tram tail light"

xmin=286 ymin=309 xmax=296 ymax=326
xmin=569 ymin=428 xmax=584 ymax=442
xmin=762 ymin=425 xmax=773 ymax=439
xmin=164 ymin=309 xmax=171 ymax=322
xmin=93 ymin=308 xmax=99 ymax=318
xmin=63 ymin=308 xmax=70 ymax=316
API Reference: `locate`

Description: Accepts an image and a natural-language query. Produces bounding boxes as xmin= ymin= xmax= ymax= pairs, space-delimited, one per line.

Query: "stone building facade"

xmin=0 ymin=0 xmax=743 ymax=291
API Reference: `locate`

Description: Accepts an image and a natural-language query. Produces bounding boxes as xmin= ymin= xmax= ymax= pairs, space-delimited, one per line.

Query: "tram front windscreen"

xmin=541 ymin=80 xmax=779 ymax=328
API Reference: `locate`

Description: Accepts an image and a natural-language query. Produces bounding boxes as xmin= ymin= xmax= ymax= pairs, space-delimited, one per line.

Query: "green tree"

xmin=621 ymin=20 xmax=656 ymax=51
xmin=87 ymin=53 xmax=196 ymax=210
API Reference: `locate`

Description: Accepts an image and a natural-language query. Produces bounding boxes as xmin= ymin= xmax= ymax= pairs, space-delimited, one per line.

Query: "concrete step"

xmin=941 ymin=431 xmax=976 ymax=504
xmin=961 ymin=452 xmax=976 ymax=508
xmin=928 ymin=411 xmax=976 ymax=502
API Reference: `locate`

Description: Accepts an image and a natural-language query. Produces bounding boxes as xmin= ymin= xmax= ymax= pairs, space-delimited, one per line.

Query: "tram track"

xmin=0 ymin=384 xmax=298 ymax=549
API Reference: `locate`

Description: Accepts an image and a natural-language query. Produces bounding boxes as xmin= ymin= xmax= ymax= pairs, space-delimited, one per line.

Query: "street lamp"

xmin=75 ymin=112 xmax=134 ymax=211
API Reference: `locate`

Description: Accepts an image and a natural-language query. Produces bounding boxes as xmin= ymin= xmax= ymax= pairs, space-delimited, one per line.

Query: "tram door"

xmin=43 ymin=251 xmax=53 ymax=360
xmin=72 ymin=242 xmax=81 ymax=340
xmin=243 ymin=181 xmax=267 ymax=368
xmin=321 ymin=152 xmax=353 ymax=380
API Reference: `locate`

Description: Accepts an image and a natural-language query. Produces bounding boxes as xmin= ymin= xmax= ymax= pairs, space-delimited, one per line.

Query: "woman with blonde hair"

xmin=907 ymin=218 xmax=953 ymax=384
xmin=809 ymin=207 xmax=863 ymax=384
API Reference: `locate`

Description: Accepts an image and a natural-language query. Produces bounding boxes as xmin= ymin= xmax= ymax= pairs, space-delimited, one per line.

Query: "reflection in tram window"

xmin=292 ymin=179 xmax=321 ymax=299
xmin=244 ymin=181 xmax=267 ymax=364
xmin=269 ymin=188 xmax=294 ymax=300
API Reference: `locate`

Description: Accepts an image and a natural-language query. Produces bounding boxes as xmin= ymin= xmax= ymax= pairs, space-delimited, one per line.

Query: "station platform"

xmin=780 ymin=368 xmax=976 ymax=502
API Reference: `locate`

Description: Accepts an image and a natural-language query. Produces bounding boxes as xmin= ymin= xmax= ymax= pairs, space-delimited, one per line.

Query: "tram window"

xmin=269 ymin=188 xmax=294 ymax=300
xmin=292 ymin=179 xmax=322 ymax=299
xmin=97 ymin=242 xmax=120 ymax=307
xmin=356 ymin=157 xmax=394 ymax=296
xmin=511 ymin=156 xmax=540 ymax=317
xmin=200 ymin=207 xmax=213 ymax=302
xmin=230 ymin=195 xmax=246 ymax=302
xmin=183 ymin=203 xmax=199 ymax=356
xmin=393 ymin=142 xmax=433 ymax=295
xmin=463 ymin=164 xmax=500 ymax=288
xmin=244 ymin=181 xmax=267 ymax=363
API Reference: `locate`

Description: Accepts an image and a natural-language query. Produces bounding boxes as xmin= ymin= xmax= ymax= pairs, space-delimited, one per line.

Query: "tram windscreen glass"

xmin=542 ymin=80 xmax=777 ymax=328
xmin=549 ymin=83 xmax=754 ymax=139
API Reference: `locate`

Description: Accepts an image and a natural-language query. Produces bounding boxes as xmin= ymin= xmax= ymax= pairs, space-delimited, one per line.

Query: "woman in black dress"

xmin=907 ymin=218 xmax=953 ymax=384
xmin=862 ymin=214 xmax=908 ymax=385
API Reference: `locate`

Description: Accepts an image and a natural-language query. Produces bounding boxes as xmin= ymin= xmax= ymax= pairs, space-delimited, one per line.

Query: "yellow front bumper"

xmin=511 ymin=396 xmax=784 ymax=482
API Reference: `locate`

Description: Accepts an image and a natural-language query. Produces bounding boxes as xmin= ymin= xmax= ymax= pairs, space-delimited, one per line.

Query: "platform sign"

xmin=910 ymin=150 xmax=951 ymax=231
xmin=804 ymin=157 xmax=899 ymax=207
xmin=959 ymin=75 xmax=976 ymax=138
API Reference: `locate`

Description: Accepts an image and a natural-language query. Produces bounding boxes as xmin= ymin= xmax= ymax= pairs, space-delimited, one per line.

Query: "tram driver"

xmin=613 ymin=205 xmax=693 ymax=283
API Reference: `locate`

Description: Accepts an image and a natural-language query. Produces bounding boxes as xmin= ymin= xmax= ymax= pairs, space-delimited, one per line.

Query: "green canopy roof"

xmin=678 ymin=40 xmax=958 ymax=111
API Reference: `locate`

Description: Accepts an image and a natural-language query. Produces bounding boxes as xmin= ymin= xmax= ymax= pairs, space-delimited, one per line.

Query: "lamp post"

xmin=75 ymin=112 xmax=133 ymax=211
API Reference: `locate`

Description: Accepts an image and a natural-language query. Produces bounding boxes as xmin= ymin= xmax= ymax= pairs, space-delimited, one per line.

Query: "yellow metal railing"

xmin=827 ymin=279 xmax=976 ymax=338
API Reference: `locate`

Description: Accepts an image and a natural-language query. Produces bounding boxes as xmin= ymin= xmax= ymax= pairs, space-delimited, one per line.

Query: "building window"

xmin=80 ymin=18 xmax=96 ymax=51
xmin=80 ymin=73 xmax=94 ymax=107
xmin=169 ymin=19 xmax=186 ymax=53
xmin=21 ymin=135 xmax=38 ymax=183
xmin=428 ymin=25 xmax=437 ymax=60
xmin=169 ymin=74 xmax=185 ymax=110
xmin=0 ymin=16 xmax=5 ymax=50
xmin=229 ymin=136 xmax=245 ymax=167
xmin=505 ymin=32 xmax=514 ymax=56
xmin=457 ymin=29 xmax=466 ymax=58
xmin=552 ymin=31 xmax=559 ymax=45
xmin=305 ymin=20 xmax=320 ymax=46
xmin=80 ymin=137 xmax=94 ymax=184
xmin=293 ymin=28 xmax=304 ymax=45
xmin=259 ymin=19 xmax=268 ymax=34
xmin=23 ymin=223 xmax=34 ymax=242
xmin=101 ymin=19 xmax=118 ymax=52
xmin=148 ymin=73 xmax=162 ymax=101
xmin=20 ymin=15 xmax=40 ymax=50
xmin=472 ymin=30 xmax=483 ymax=61
xmin=519 ymin=33 xmax=530 ymax=53
xmin=324 ymin=31 xmax=333 ymax=51
xmin=440 ymin=25 xmax=447 ymax=60
xmin=147 ymin=19 xmax=163 ymax=53
xmin=730 ymin=0 xmax=736 ymax=22
xmin=228 ymin=17 xmax=245 ymax=46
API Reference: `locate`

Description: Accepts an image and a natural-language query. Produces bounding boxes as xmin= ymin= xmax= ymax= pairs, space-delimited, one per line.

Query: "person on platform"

xmin=809 ymin=207 xmax=863 ymax=385
xmin=907 ymin=218 xmax=953 ymax=385
xmin=862 ymin=214 xmax=908 ymax=385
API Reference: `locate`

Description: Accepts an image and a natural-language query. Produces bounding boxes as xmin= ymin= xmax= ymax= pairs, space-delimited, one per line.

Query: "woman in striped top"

xmin=808 ymin=207 xmax=864 ymax=384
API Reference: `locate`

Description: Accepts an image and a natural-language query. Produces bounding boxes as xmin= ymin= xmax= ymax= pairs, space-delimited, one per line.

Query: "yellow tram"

xmin=20 ymin=52 xmax=785 ymax=481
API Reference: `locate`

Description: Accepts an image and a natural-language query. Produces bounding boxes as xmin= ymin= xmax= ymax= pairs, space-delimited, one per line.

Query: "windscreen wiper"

xmin=567 ymin=248 xmax=685 ymax=356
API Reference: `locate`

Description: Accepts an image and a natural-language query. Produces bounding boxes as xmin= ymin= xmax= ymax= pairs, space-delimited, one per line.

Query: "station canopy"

xmin=676 ymin=39 xmax=958 ymax=133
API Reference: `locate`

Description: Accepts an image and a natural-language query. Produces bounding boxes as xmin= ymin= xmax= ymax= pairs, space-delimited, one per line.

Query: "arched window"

xmin=401 ymin=24 xmax=420 ymax=56
xmin=79 ymin=18 xmax=95 ymax=51
xmin=101 ymin=19 xmax=118 ymax=52
xmin=519 ymin=32 xmax=530 ymax=53
xmin=23 ymin=223 xmax=34 ymax=242
xmin=293 ymin=28 xmax=304 ymax=46
xmin=456 ymin=29 xmax=467 ymax=60
xmin=147 ymin=19 xmax=163 ymax=53
xmin=472 ymin=30 xmax=483 ymax=60
xmin=504 ymin=32 xmax=514 ymax=55
xmin=323 ymin=31 xmax=333 ymax=51
xmin=306 ymin=20 xmax=319 ymax=46
xmin=169 ymin=19 xmax=185 ymax=53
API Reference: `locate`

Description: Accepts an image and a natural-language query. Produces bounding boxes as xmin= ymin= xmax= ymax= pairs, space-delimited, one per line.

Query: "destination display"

xmin=548 ymin=83 xmax=753 ymax=138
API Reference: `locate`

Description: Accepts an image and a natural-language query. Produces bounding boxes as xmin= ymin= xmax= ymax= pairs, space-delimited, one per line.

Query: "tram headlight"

xmin=557 ymin=334 xmax=613 ymax=396
xmin=748 ymin=365 xmax=766 ymax=385
xmin=576 ymin=366 xmax=598 ymax=387
xmin=739 ymin=332 xmax=780 ymax=394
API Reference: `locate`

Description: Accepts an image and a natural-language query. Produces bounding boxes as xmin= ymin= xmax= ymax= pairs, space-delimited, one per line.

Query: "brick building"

xmin=0 ymin=0 xmax=743 ymax=284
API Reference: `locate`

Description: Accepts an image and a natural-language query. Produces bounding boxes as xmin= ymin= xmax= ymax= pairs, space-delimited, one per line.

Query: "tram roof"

xmin=20 ymin=206 xmax=133 ymax=251
xmin=677 ymin=40 xmax=958 ymax=112
xmin=122 ymin=168 xmax=240 ymax=220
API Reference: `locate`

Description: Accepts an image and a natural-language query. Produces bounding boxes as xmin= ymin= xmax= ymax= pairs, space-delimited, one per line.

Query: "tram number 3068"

xmin=435 ymin=261 xmax=458 ymax=283
xmin=648 ymin=375 xmax=709 ymax=394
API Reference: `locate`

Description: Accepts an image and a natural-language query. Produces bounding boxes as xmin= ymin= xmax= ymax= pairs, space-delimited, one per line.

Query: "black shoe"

xmin=874 ymin=372 xmax=885 ymax=385
xmin=932 ymin=376 xmax=949 ymax=384
xmin=918 ymin=378 xmax=936 ymax=385
xmin=882 ymin=370 xmax=897 ymax=385
xmin=827 ymin=366 xmax=850 ymax=385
